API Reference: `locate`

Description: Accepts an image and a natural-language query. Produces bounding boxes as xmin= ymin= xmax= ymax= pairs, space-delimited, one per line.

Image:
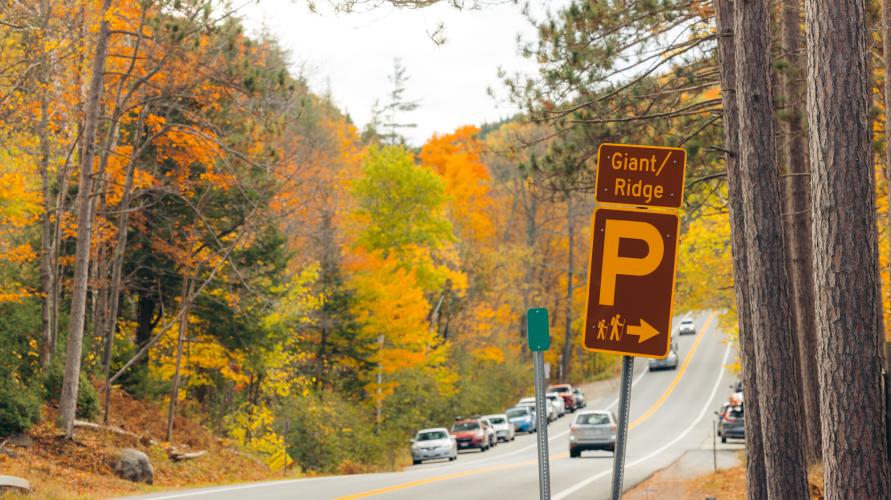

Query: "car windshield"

xmin=487 ymin=417 xmax=506 ymax=424
xmin=417 ymin=431 xmax=447 ymax=441
xmin=506 ymin=409 xmax=527 ymax=418
xmin=452 ymin=422 xmax=479 ymax=432
xmin=549 ymin=386 xmax=570 ymax=393
xmin=576 ymin=413 xmax=610 ymax=425
xmin=682 ymin=319 xmax=693 ymax=325
xmin=729 ymin=407 xmax=744 ymax=418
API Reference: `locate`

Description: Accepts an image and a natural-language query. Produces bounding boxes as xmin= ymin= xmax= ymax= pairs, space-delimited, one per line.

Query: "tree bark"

xmin=805 ymin=0 xmax=891 ymax=496
xmin=715 ymin=2 xmax=769 ymax=497
xmin=102 ymin=110 xmax=144 ymax=424
xmin=58 ymin=0 xmax=113 ymax=438
xmin=882 ymin=0 xmax=891 ymax=465
xmin=560 ymin=194 xmax=574 ymax=382
xmin=779 ymin=0 xmax=822 ymax=464
xmin=734 ymin=0 xmax=809 ymax=497
xmin=37 ymin=0 xmax=55 ymax=367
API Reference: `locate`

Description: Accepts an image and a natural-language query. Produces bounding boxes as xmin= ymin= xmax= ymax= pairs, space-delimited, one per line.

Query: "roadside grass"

xmin=625 ymin=452 xmax=825 ymax=500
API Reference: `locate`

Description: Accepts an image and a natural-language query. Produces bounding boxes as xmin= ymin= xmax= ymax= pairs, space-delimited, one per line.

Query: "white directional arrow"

xmin=626 ymin=319 xmax=659 ymax=343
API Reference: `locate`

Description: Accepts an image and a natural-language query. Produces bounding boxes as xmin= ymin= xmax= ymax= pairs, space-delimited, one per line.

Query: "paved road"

xmin=129 ymin=311 xmax=737 ymax=500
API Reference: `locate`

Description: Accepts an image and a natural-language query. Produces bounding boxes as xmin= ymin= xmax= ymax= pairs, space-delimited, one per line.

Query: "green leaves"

xmin=354 ymin=145 xmax=454 ymax=257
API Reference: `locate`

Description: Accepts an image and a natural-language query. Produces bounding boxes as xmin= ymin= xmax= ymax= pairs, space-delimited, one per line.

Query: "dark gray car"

xmin=719 ymin=404 xmax=745 ymax=443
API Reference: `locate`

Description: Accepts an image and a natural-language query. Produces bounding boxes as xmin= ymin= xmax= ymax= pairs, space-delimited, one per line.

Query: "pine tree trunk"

xmin=779 ymin=0 xmax=822 ymax=464
xmin=58 ymin=0 xmax=113 ymax=438
xmin=805 ymin=0 xmax=891 ymax=496
xmin=733 ymin=0 xmax=809 ymax=497
xmin=560 ymin=195 xmax=574 ymax=382
xmin=882 ymin=0 xmax=891 ymax=465
xmin=716 ymin=2 xmax=768 ymax=497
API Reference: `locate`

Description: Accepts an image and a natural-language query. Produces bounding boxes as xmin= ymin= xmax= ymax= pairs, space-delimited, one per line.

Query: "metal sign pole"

xmin=611 ymin=355 xmax=634 ymax=500
xmin=527 ymin=308 xmax=552 ymax=500
xmin=533 ymin=350 xmax=551 ymax=500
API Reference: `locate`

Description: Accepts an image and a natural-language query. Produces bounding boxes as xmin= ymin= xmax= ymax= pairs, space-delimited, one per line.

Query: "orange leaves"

xmin=420 ymin=126 xmax=496 ymax=243
xmin=152 ymin=124 xmax=229 ymax=193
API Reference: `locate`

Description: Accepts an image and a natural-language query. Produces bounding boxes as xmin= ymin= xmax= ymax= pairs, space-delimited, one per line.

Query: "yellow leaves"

xmin=0 ymin=156 xmax=41 ymax=302
xmin=471 ymin=345 xmax=505 ymax=364
xmin=150 ymin=319 xmax=251 ymax=390
xmin=224 ymin=404 xmax=285 ymax=457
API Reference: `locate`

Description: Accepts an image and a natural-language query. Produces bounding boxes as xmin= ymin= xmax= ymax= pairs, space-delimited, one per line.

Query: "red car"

xmin=450 ymin=419 xmax=490 ymax=452
xmin=548 ymin=384 xmax=577 ymax=412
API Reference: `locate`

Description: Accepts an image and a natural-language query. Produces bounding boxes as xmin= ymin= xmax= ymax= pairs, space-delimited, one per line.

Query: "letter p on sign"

xmin=599 ymin=220 xmax=664 ymax=306
xmin=583 ymin=208 xmax=680 ymax=358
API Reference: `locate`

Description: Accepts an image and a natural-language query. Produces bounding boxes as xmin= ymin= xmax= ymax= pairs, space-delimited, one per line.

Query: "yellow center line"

xmin=337 ymin=312 xmax=718 ymax=499
xmin=335 ymin=454 xmax=569 ymax=500
xmin=629 ymin=311 xmax=717 ymax=430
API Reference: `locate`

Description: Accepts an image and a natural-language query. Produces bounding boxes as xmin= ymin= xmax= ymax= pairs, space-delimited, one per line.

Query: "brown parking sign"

xmin=582 ymin=207 xmax=680 ymax=358
xmin=596 ymin=143 xmax=686 ymax=209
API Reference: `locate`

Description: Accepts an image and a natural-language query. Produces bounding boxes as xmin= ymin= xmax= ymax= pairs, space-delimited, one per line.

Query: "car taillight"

xmin=570 ymin=425 xmax=578 ymax=431
xmin=611 ymin=424 xmax=617 ymax=432
xmin=723 ymin=414 xmax=735 ymax=423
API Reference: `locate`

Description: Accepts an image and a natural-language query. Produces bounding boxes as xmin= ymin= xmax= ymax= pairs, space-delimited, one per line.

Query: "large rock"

xmin=112 ymin=448 xmax=154 ymax=484
xmin=6 ymin=433 xmax=32 ymax=448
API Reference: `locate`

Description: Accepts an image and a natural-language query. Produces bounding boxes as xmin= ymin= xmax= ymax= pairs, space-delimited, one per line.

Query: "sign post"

xmin=611 ymin=355 xmax=634 ymax=500
xmin=583 ymin=143 xmax=687 ymax=500
xmin=528 ymin=307 xmax=551 ymax=500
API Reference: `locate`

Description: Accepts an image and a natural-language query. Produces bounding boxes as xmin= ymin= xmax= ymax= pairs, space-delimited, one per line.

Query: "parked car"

xmin=451 ymin=419 xmax=490 ymax=452
xmin=410 ymin=427 xmax=457 ymax=464
xmin=678 ymin=317 xmax=696 ymax=335
xmin=572 ymin=388 xmax=587 ymax=409
xmin=546 ymin=393 xmax=566 ymax=418
xmin=569 ymin=410 xmax=617 ymax=457
xmin=648 ymin=337 xmax=679 ymax=371
xmin=483 ymin=414 xmax=516 ymax=442
xmin=506 ymin=406 xmax=536 ymax=433
xmin=518 ymin=397 xmax=555 ymax=422
xmin=717 ymin=404 xmax=745 ymax=443
xmin=547 ymin=384 xmax=577 ymax=412
xmin=478 ymin=417 xmax=498 ymax=448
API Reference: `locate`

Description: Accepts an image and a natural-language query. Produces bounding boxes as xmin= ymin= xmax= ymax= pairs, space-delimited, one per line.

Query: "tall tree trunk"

xmin=779 ymin=0 xmax=822 ymax=464
xmin=58 ymin=0 xmax=113 ymax=438
xmin=734 ymin=0 xmax=809 ymax=497
xmin=715 ymin=2 xmax=768 ymax=498
xmin=882 ymin=0 xmax=891 ymax=465
xmin=101 ymin=110 xmax=144 ymax=424
xmin=560 ymin=195 xmax=574 ymax=382
xmin=521 ymin=186 xmax=538 ymax=341
xmin=166 ymin=276 xmax=192 ymax=443
xmin=38 ymin=0 xmax=55 ymax=366
xmin=805 ymin=0 xmax=891 ymax=495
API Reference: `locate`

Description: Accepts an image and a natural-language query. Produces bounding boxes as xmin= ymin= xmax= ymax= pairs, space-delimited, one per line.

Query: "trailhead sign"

xmin=582 ymin=208 xmax=680 ymax=357
xmin=583 ymin=143 xmax=686 ymax=359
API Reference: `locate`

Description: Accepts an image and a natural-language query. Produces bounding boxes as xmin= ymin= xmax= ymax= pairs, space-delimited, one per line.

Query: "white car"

xmin=546 ymin=393 xmax=566 ymax=417
xmin=410 ymin=427 xmax=457 ymax=464
xmin=678 ymin=317 xmax=696 ymax=335
xmin=482 ymin=414 xmax=516 ymax=442
xmin=518 ymin=397 xmax=555 ymax=422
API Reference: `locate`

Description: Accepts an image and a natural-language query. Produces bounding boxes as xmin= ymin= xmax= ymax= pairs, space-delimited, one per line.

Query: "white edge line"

xmin=552 ymin=340 xmax=733 ymax=500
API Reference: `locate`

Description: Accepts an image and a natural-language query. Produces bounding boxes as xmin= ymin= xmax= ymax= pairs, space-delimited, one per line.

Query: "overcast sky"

xmin=241 ymin=1 xmax=554 ymax=146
